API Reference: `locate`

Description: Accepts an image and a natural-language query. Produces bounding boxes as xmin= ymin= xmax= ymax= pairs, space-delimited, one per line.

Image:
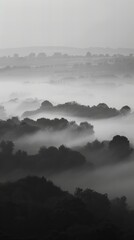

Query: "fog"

xmin=0 ymin=77 xmax=134 ymax=115
xmin=51 ymin=155 xmax=134 ymax=208
xmin=0 ymin=0 xmax=134 ymax=237
xmin=14 ymin=128 xmax=94 ymax=154
xmin=89 ymin=114 xmax=134 ymax=145
xmin=1 ymin=76 xmax=134 ymax=141
xmin=0 ymin=76 xmax=134 ymax=205
xmin=1 ymin=0 xmax=134 ymax=49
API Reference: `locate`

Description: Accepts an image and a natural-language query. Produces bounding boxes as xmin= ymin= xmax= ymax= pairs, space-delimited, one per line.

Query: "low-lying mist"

xmin=0 ymin=76 xmax=134 ymax=115
xmin=0 ymin=77 xmax=134 ymax=146
xmin=90 ymin=114 xmax=134 ymax=145
xmin=0 ymin=75 xmax=134 ymax=207
xmin=14 ymin=128 xmax=94 ymax=154
xmin=51 ymin=155 xmax=134 ymax=208
xmin=0 ymin=134 xmax=134 ymax=206
xmin=0 ymin=117 xmax=94 ymax=153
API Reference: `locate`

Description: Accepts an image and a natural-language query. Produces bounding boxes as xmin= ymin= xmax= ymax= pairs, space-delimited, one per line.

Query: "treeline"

xmin=0 ymin=117 xmax=94 ymax=140
xmin=22 ymin=100 xmax=131 ymax=119
xmin=0 ymin=141 xmax=87 ymax=176
xmin=0 ymin=51 xmax=133 ymax=71
xmin=0 ymin=135 xmax=133 ymax=177
xmin=77 ymin=135 xmax=133 ymax=166
xmin=0 ymin=176 xmax=134 ymax=239
xmin=0 ymin=52 xmax=134 ymax=78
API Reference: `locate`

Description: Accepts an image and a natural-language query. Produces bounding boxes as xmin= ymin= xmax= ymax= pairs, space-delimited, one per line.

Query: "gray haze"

xmin=0 ymin=77 xmax=134 ymax=145
xmin=0 ymin=0 xmax=134 ymax=49
xmin=0 ymin=0 xmax=134 ymax=207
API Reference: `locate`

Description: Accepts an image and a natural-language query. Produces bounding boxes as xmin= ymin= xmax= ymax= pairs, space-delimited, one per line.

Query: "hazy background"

xmin=0 ymin=0 xmax=134 ymax=49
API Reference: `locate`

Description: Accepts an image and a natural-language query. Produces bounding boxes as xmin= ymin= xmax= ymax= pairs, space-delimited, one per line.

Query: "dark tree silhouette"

xmin=120 ymin=105 xmax=131 ymax=115
xmin=109 ymin=135 xmax=132 ymax=159
xmin=0 ymin=176 xmax=133 ymax=240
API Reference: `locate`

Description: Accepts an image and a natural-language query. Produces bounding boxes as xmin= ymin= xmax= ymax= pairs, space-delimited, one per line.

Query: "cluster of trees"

xmin=0 ymin=51 xmax=134 ymax=80
xmin=76 ymin=135 xmax=133 ymax=166
xmin=0 ymin=52 xmax=134 ymax=75
xmin=22 ymin=100 xmax=131 ymax=119
xmin=109 ymin=135 xmax=133 ymax=159
xmin=0 ymin=134 xmax=133 ymax=177
xmin=0 ymin=176 xmax=134 ymax=239
xmin=0 ymin=117 xmax=94 ymax=140
xmin=0 ymin=141 xmax=87 ymax=176
xmin=73 ymin=55 xmax=134 ymax=78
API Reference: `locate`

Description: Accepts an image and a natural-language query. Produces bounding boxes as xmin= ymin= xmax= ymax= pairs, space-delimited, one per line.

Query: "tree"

xmin=109 ymin=135 xmax=132 ymax=159
xmin=120 ymin=105 xmax=131 ymax=115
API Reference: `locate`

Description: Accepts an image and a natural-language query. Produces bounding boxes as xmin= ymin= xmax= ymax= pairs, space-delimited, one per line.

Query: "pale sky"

xmin=0 ymin=0 xmax=134 ymax=49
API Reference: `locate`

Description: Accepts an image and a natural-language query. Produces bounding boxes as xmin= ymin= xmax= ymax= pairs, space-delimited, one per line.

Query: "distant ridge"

xmin=0 ymin=46 xmax=134 ymax=57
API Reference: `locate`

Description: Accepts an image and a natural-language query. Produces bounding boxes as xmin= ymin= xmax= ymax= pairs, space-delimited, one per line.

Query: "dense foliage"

xmin=0 ymin=176 xmax=134 ymax=240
